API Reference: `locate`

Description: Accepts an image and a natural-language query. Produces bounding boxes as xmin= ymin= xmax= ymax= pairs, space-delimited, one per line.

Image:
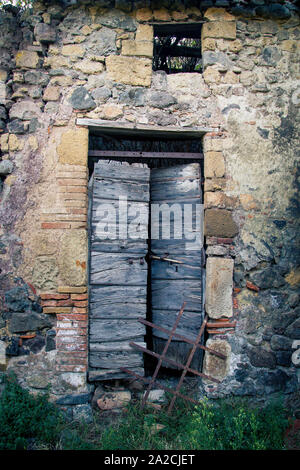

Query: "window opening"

xmin=153 ymin=23 xmax=202 ymax=74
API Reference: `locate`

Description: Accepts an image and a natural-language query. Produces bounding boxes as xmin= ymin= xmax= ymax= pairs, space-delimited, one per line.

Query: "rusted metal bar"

xmin=88 ymin=150 xmax=204 ymax=160
xmin=141 ymin=302 xmax=186 ymax=408
xmin=167 ymin=316 xmax=208 ymax=414
xmin=138 ymin=317 xmax=226 ymax=359
xmin=130 ymin=341 xmax=221 ymax=384
xmin=120 ymin=368 xmax=200 ymax=405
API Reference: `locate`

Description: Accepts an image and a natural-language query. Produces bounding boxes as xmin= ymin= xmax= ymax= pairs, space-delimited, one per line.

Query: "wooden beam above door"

xmin=88 ymin=150 xmax=204 ymax=159
xmin=76 ymin=118 xmax=216 ymax=139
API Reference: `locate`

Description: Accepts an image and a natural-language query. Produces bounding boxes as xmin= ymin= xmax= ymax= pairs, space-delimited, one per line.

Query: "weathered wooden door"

xmin=89 ymin=160 xmax=150 ymax=381
xmin=150 ymin=163 xmax=204 ymax=370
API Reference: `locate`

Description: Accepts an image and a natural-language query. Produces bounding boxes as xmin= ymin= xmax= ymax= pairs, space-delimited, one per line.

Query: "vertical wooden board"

xmin=89 ymin=160 xmax=150 ymax=379
xmin=150 ymin=163 xmax=204 ymax=371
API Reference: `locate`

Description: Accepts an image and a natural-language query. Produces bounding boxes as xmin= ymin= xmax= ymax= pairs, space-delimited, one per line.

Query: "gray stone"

xmin=45 ymin=330 xmax=56 ymax=352
xmin=56 ymin=392 xmax=91 ymax=405
xmin=34 ymin=23 xmax=56 ymax=44
xmin=88 ymin=27 xmax=117 ymax=56
xmin=23 ymin=334 xmax=46 ymax=354
xmin=9 ymin=311 xmax=52 ymax=334
xmin=144 ymin=389 xmax=166 ymax=403
xmin=202 ymin=51 xmax=231 ymax=69
xmin=118 ymin=87 xmax=146 ymax=107
xmin=73 ymin=404 xmax=93 ymax=424
xmin=262 ymin=47 xmax=281 ymax=66
xmin=258 ymin=369 xmax=292 ymax=393
xmin=0 ymin=160 xmax=13 ymax=176
xmin=270 ymin=335 xmax=292 ymax=351
xmin=148 ymin=92 xmax=177 ymax=109
xmin=7 ymin=119 xmax=26 ymax=135
xmin=91 ymin=87 xmax=112 ymax=102
xmin=69 ymin=87 xmax=96 ymax=110
xmin=288 ymin=293 xmax=299 ymax=308
xmin=268 ymin=5 xmax=291 ymax=20
xmin=0 ymin=106 xmax=7 ymax=120
xmin=275 ymin=351 xmax=291 ymax=367
xmin=5 ymin=337 xmax=19 ymax=356
xmin=249 ymin=268 xmax=285 ymax=289
xmin=4 ymin=286 xmax=30 ymax=312
xmin=9 ymin=101 xmax=41 ymax=121
xmin=28 ymin=118 xmax=41 ymax=133
xmin=285 ymin=319 xmax=300 ymax=339
xmin=98 ymin=9 xmax=137 ymax=31
xmin=248 ymin=347 xmax=276 ymax=369
xmin=24 ymin=70 xmax=49 ymax=86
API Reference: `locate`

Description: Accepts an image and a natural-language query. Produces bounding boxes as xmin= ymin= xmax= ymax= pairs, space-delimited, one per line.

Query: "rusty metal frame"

xmin=121 ymin=302 xmax=227 ymax=414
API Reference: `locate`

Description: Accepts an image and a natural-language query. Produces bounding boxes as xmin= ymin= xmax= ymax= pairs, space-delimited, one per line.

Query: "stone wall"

xmin=0 ymin=1 xmax=299 ymax=413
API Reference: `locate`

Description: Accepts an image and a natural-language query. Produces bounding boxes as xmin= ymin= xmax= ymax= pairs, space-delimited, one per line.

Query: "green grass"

xmin=0 ymin=374 xmax=290 ymax=450
xmin=99 ymin=395 xmax=289 ymax=450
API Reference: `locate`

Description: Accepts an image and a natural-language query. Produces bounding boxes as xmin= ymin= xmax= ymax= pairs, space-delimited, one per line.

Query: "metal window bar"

xmin=121 ymin=302 xmax=227 ymax=414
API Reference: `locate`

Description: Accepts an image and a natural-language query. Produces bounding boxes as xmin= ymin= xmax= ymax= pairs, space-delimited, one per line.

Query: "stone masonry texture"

xmin=0 ymin=0 xmax=299 ymax=408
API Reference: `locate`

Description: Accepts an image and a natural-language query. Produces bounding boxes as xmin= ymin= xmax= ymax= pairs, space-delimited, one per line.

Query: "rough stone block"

xmin=61 ymin=45 xmax=85 ymax=58
xmin=43 ymin=85 xmax=60 ymax=101
xmin=57 ymin=128 xmax=89 ymax=166
xmin=106 ymin=55 xmax=152 ymax=87
xmin=204 ymin=178 xmax=226 ymax=192
xmin=121 ymin=40 xmax=153 ymax=58
xmin=74 ymin=60 xmax=104 ymax=74
xmin=204 ymin=209 xmax=238 ymax=238
xmin=135 ymin=24 xmax=153 ymax=42
xmin=202 ymin=37 xmax=216 ymax=51
xmin=203 ymin=67 xmax=221 ymax=84
xmin=280 ymin=40 xmax=299 ymax=53
xmin=204 ymin=8 xmax=235 ymax=22
xmin=204 ymin=151 xmax=225 ymax=178
xmin=136 ymin=8 xmax=153 ymax=22
xmin=204 ymin=192 xmax=237 ymax=209
xmin=16 ymin=50 xmax=39 ymax=69
xmin=34 ymin=23 xmax=57 ymax=44
xmin=8 ymin=134 xmax=24 ymax=152
xmin=202 ymin=21 xmax=236 ymax=40
xmin=202 ymin=338 xmax=231 ymax=381
xmin=58 ymin=230 xmax=87 ymax=287
xmin=153 ymin=8 xmax=171 ymax=22
xmin=205 ymin=257 xmax=234 ymax=318
xmin=96 ymin=390 xmax=131 ymax=410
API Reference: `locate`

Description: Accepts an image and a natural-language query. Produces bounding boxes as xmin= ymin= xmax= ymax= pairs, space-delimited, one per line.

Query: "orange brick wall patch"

xmin=41 ymin=286 xmax=88 ymax=373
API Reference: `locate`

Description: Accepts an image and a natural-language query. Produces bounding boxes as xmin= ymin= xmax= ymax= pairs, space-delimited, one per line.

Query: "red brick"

xmin=56 ymin=328 xmax=87 ymax=336
xmin=43 ymin=307 xmax=72 ymax=314
xmin=41 ymin=222 xmax=71 ymax=229
xmin=73 ymin=300 xmax=88 ymax=307
xmin=41 ymin=299 xmax=73 ymax=308
xmin=57 ymin=314 xmax=87 ymax=321
xmin=40 ymin=293 xmax=70 ymax=300
xmin=70 ymin=293 xmax=88 ymax=301
xmin=72 ymin=308 xmax=87 ymax=314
